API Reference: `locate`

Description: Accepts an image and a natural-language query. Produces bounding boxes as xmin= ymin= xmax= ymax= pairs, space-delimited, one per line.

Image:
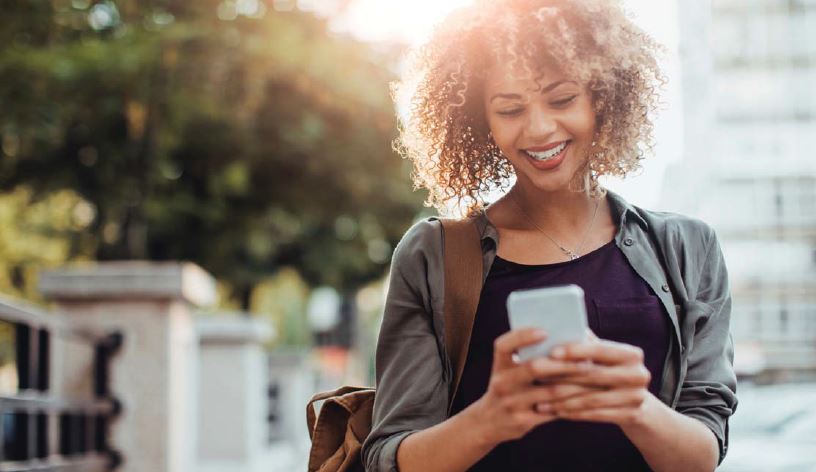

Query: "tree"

xmin=0 ymin=0 xmax=425 ymax=309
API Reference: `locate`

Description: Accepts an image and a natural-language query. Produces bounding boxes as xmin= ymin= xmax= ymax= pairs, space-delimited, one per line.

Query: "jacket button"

xmin=623 ymin=238 xmax=634 ymax=246
xmin=661 ymin=284 xmax=670 ymax=293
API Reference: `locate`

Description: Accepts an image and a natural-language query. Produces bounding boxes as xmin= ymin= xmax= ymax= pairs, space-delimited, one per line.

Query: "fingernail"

xmin=534 ymin=329 xmax=547 ymax=339
xmin=551 ymin=346 xmax=565 ymax=359
xmin=536 ymin=402 xmax=552 ymax=413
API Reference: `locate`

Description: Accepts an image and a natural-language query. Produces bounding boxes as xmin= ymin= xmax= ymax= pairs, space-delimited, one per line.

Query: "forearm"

xmin=622 ymin=394 xmax=719 ymax=472
xmin=397 ymin=401 xmax=497 ymax=472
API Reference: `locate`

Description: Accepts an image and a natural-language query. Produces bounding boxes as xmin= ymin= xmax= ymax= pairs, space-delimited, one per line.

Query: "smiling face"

xmin=483 ymin=63 xmax=597 ymax=194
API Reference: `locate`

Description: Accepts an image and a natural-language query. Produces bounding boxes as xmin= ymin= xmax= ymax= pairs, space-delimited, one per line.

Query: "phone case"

xmin=506 ymin=284 xmax=588 ymax=362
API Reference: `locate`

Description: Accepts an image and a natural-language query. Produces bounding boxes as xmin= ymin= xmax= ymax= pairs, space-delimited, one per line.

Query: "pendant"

xmin=567 ymin=252 xmax=579 ymax=261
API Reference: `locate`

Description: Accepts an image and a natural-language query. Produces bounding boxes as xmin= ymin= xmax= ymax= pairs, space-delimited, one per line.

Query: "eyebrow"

xmin=489 ymin=80 xmax=577 ymax=103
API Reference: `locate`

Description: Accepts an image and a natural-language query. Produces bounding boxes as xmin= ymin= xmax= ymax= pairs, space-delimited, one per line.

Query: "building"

xmin=665 ymin=0 xmax=816 ymax=381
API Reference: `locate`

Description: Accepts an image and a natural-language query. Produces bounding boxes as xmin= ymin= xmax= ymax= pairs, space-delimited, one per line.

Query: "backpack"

xmin=305 ymin=217 xmax=484 ymax=472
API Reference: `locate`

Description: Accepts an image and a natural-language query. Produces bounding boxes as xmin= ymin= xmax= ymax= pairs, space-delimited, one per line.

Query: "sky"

xmin=332 ymin=0 xmax=685 ymax=209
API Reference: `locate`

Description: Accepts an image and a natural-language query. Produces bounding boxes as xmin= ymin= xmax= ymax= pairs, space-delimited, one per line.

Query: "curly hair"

xmin=393 ymin=0 xmax=666 ymax=217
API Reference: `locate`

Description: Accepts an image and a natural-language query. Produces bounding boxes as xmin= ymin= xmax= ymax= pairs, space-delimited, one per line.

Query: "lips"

xmin=522 ymin=140 xmax=571 ymax=170
xmin=524 ymin=141 xmax=569 ymax=160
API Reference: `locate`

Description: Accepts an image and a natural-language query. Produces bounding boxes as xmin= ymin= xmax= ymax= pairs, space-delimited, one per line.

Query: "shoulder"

xmin=634 ymin=206 xmax=718 ymax=252
xmin=387 ymin=217 xmax=446 ymax=308
xmin=633 ymin=206 xmax=728 ymax=294
xmin=390 ymin=217 xmax=443 ymax=270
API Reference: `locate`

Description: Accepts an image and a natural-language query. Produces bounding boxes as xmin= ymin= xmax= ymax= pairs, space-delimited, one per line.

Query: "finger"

xmin=493 ymin=358 xmax=593 ymax=394
xmin=510 ymin=384 xmax=604 ymax=410
xmin=527 ymin=357 xmax=595 ymax=380
xmin=553 ymin=406 xmax=645 ymax=426
xmin=553 ymin=364 xmax=651 ymax=388
xmin=550 ymin=339 xmax=644 ymax=366
xmin=513 ymin=409 xmax=559 ymax=428
xmin=535 ymin=358 xmax=596 ymax=381
xmin=493 ymin=328 xmax=547 ymax=371
xmin=549 ymin=388 xmax=646 ymax=412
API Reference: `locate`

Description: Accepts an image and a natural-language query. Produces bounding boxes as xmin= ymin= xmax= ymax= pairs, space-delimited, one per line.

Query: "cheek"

xmin=573 ymin=98 xmax=598 ymax=136
xmin=568 ymin=116 xmax=596 ymax=139
xmin=487 ymin=118 xmax=521 ymax=150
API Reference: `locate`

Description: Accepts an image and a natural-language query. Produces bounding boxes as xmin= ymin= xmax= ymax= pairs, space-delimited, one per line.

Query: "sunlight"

xmin=339 ymin=0 xmax=677 ymax=47
xmin=334 ymin=0 xmax=475 ymax=44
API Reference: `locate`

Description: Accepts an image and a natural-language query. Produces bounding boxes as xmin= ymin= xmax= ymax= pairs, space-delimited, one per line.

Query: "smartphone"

xmin=506 ymin=284 xmax=588 ymax=362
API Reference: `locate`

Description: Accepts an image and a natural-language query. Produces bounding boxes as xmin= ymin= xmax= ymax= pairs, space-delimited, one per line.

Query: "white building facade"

xmin=665 ymin=0 xmax=816 ymax=380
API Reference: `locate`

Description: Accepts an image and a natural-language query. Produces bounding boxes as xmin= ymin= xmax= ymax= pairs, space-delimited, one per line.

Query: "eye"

xmin=551 ymin=95 xmax=578 ymax=107
xmin=496 ymin=108 xmax=524 ymax=117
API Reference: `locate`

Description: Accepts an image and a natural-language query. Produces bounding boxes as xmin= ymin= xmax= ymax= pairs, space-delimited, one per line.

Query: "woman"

xmin=362 ymin=1 xmax=737 ymax=471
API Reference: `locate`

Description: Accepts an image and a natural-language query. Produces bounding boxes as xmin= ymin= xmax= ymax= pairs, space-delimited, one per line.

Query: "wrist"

xmin=459 ymin=398 xmax=502 ymax=450
xmin=621 ymin=392 xmax=665 ymax=436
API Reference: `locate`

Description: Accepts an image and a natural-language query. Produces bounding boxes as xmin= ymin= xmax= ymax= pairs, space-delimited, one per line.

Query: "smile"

xmin=523 ymin=141 xmax=570 ymax=161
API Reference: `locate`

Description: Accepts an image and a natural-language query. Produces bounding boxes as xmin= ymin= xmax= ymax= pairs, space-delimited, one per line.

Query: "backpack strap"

xmin=440 ymin=217 xmax=484 ymax=415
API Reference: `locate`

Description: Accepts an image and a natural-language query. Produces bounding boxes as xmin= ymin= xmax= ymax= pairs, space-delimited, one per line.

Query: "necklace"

xmin=508 ymin=191 xmax=601 ymax=261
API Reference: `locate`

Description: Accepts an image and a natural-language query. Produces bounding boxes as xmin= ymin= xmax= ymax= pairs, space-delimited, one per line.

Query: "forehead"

xmin=483 ymin=62 xmax=571 ymax=97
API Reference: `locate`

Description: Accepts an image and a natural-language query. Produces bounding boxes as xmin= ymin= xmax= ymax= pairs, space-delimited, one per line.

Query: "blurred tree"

xmin=0 ymin=0 xmax=425 ymax=311
xmin=250 ymin=267 xmax=311 ymax=349
xmin=0 ymin=188 xmax=94 ymax=301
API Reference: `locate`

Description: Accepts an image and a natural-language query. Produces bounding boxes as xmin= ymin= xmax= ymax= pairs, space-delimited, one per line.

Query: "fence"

xmin=0 ymin=298 xmax=122 ymax=471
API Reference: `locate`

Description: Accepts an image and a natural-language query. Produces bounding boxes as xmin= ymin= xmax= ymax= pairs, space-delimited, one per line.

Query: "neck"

xmin=505 ymin=184 xmax=599 ymax=234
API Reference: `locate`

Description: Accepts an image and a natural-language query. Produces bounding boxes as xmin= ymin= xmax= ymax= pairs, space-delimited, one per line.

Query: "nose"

xmin=525 ymin=106 xmax=557 ymax=139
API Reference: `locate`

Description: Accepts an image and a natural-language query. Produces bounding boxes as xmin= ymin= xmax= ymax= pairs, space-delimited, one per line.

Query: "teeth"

xmin=526 ymin=141 xmax=568 ymax=160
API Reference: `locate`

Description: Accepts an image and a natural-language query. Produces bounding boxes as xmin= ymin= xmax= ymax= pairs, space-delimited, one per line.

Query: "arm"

xmin=621 ymin=393 xmax=719 ymax=471
xmin=673 ymin=227 xmax=738 ymax=465
xmin=361 ymin=220 xmax=450 ymax=472
xmin=395 ymin=392 xmax=502 ymax=472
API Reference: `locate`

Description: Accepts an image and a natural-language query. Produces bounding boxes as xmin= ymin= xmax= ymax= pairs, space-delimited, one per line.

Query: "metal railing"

xmin=0 ymin=297 xmax=122 ymax=471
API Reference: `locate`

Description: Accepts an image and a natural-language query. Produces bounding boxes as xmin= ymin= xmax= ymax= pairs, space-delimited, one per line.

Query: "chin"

xmin=513 ymin=150 xmax=588 ymax=191
xmin=520 ymin=166 xmax=585 ymax=194
xmin=529 ymin=178 xmax=574 ymax=194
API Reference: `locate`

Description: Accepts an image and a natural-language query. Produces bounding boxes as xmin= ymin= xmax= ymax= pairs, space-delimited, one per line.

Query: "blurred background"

xmin=0 ymin=0 xmax=814 ymax=471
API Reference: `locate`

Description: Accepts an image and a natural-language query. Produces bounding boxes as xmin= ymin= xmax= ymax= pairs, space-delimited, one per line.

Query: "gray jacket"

xmin=362 ymin=190 xmax=738 ymax=471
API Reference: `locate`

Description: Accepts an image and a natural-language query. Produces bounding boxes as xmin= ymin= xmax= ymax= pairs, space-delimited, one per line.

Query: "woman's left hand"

xmin=539 ymin=330 xmax=655 ymax=427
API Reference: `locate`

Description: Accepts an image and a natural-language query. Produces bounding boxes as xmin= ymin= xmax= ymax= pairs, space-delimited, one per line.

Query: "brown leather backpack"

xmin=305 ymin=217 xmax=484 ymax=472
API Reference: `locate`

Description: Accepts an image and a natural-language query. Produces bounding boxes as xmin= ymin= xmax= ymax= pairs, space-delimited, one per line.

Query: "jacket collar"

xmin=474 ymin=188 xmax=648 ymax=246
xmin=606 ymin=189 xmax=649 ymax=230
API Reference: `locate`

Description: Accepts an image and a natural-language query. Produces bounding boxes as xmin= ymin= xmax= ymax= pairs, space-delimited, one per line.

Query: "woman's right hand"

xmin=467 ymin=328 xmax=599 ymax=445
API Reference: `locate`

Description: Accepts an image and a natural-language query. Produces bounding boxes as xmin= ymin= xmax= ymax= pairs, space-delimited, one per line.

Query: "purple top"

xmin=450 ymin=239 xmax=671 ymax=471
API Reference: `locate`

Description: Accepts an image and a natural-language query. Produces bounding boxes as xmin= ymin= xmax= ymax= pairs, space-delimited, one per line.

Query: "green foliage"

xmin=0 ymin=187 xmax=93 ymax=300
xmin=250 ymin=267 xmax=311 ymax=348
xmin=0 ymin=1 xmax=425 ymax=308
